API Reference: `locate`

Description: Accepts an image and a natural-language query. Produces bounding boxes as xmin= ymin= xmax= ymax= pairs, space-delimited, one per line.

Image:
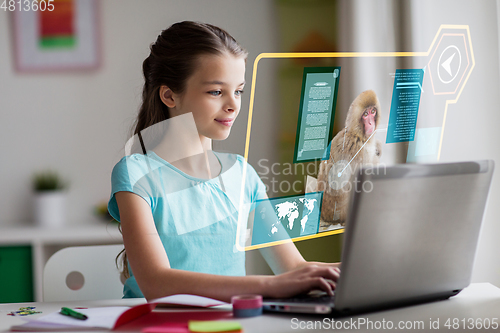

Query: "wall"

xmin=1 ymin=0 xmax=499 ymax=286
xmin=339 ymin=0 xmax=500 ymax=288
xmin=409 ymin=0 xmax=500 ymax=287
xmin=0 ymin=0 xmax=278 ymax=227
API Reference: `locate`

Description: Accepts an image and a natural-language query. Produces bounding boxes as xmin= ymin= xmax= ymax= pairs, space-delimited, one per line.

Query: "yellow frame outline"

xmin=236 ymin=25 xmax=474 ymax=252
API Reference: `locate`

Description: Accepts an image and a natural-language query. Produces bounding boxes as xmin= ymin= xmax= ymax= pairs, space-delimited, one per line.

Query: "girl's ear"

xmin=159 ymin=85 xmax=176 ymax=108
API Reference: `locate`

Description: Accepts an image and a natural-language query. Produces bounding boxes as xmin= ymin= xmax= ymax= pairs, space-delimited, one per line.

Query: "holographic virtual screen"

xmin=236 ymin=25 xmax=474 ymax=251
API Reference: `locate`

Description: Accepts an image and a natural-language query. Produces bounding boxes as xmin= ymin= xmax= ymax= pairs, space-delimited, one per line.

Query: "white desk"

xmin=1 ymin=283 xmax=499 ymax=332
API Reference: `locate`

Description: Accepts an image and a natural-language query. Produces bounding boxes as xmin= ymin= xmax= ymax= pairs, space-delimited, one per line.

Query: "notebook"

xmin=263 ymin=160 xmax=494 ymax=315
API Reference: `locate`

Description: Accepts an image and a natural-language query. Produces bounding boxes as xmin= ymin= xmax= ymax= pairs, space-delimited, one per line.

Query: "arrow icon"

xmin=441 ymin=52 xmax=456 ymax=76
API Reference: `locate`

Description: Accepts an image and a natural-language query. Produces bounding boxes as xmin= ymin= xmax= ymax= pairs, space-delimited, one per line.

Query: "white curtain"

xmin=337 ymin=0 xmax=413 ymax=164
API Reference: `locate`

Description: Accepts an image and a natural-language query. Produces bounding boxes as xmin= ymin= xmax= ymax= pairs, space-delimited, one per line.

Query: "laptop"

xmin=263 ymin=160 xmax=494 ymax=315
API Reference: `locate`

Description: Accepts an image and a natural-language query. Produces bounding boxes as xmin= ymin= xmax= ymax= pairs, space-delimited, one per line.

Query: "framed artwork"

xmin=11 ymin=0 xmax=100 ymax=72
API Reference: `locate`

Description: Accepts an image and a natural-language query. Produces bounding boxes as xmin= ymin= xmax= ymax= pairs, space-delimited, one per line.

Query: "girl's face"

xmin=168 ymin=53 xmax=246 ymax=144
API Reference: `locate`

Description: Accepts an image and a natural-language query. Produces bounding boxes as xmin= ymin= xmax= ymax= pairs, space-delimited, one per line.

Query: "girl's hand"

xmin=296 ymin=261 xmax=341 ymax=272
xmin=262 ymin=264 xmax=340 ymax=299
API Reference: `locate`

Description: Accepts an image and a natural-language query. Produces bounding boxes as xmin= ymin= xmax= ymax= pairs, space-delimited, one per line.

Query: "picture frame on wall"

xmin=11 ymin=0 xmax=100 ymax=73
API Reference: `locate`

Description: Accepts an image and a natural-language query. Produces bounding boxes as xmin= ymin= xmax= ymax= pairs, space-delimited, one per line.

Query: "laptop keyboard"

xmin=266 ymin=291 xmax=335 ymax=305
xmin=287 ymin=294 xmax=335 ymax=304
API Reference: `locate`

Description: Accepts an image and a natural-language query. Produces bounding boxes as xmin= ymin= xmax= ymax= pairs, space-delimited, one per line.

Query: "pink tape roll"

xmin=231 ymin=295 xmax=263 ymax=317
xmin=232 ymin=295 xmax=263 ymax=309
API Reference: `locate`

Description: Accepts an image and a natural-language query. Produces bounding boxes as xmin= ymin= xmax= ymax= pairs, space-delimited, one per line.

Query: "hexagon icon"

xmin=427 ymin=28 xmax=474 ymax=96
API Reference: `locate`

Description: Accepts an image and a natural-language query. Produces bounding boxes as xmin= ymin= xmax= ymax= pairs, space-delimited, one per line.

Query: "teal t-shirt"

xmin=108 ymin=151 xmax=266 ymax=298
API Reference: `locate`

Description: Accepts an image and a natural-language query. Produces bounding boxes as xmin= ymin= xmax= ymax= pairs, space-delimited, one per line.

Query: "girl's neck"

xmin=153 ymin=133 xmax=220 ymax=179
xmin=147 ymin=113 xmax=221 ymax=179
xmin=170 ymin=150 xmax=221 ymax=179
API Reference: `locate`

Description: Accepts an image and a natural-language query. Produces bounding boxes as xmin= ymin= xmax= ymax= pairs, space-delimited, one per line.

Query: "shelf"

xmin=0 ymin=222 xmax=123 ymax=245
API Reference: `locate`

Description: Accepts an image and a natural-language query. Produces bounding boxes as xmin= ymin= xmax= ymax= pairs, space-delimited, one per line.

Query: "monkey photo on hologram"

xmin=317 ymin=90 xmax=382 ymax=228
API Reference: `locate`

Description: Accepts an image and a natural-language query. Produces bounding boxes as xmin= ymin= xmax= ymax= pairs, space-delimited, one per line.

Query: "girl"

xmin=108 ymin=21 xmax=340 ymax=302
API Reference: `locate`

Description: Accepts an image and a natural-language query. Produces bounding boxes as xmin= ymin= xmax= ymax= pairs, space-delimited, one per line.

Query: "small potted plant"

xmin=94 ymin=200 xmax=117 ymax=223
xmin=32 ymin=170 xmax=68 ymax=228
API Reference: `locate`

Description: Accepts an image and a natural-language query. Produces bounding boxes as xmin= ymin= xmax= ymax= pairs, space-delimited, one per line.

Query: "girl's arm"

xmin=253 ymin=195 xmax=341 ymax=275
xmin=116 ymin=191 xmax=339 ymax=302
xmin=259 ymin=241 xmax=341 ymax=275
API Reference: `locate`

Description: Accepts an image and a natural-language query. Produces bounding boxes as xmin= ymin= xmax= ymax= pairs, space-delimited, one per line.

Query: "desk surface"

xmin=0 ymin=223 xmax=123 ymax=245
xmin=1 ymin=283 xmax=499 ymax=332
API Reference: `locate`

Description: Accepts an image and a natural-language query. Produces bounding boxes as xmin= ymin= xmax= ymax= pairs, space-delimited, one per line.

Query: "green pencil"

xmin=60 ymin=307 xmax=88 ymax=320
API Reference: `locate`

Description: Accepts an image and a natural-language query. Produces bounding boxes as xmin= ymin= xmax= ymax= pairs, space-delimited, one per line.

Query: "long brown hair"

xmin=118 ymin=21 xmax=248 ymax=280
xmin=133 ymin=21 xmax=248 ymax=136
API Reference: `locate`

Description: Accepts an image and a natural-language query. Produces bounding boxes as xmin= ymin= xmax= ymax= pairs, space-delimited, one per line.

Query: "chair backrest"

xmin=43 ymin=244 xmax=125 ymax=302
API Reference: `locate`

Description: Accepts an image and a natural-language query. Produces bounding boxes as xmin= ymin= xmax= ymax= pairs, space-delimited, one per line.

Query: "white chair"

xmin=43 ymin=244 xmax=125 ymax=301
